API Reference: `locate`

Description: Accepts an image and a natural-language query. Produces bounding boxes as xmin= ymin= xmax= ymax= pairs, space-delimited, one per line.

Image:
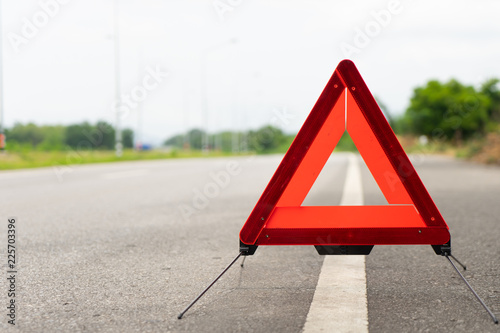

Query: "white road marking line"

xmin=303 ymin=153 xmax=369 ymax=333
xmin=101 ymin=169 xmax=149 ymax=180
xmin=339 ymin=154 xmax=363 ymax=206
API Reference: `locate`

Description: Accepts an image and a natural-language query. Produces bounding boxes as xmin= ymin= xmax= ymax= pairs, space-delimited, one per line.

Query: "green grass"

xmin=395 ymin=134 xmax=498 ymax=164
xmin=334 ymin=132 xmax=358 ymax=152
xmin=0 ymin=149 xmax=249 ymax=171
xmin=6 ymin=131 xmax=495 ymax=171
xmin=261 ymin=132 xmax=359 ymax=155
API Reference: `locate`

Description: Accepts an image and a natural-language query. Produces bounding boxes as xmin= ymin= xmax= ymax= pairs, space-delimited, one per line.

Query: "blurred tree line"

xmin=395 ymin=78 xmax=500 ymax=143
xmin=167 ymin=77 xmax=500 ymax=154
xmin=9 ymin=76 xmax=498 ymax=154
xmin=4 ymin=121 xmax=134 ymax=151
xmin=164 ymin=125 xmax=295 ymax=154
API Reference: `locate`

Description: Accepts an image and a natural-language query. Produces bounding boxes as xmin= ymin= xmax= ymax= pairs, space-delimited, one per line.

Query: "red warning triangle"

xmin=240 ymin=60 xmax=450 ymax=247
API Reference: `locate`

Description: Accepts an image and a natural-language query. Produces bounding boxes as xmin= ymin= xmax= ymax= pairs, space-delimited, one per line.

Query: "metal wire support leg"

xmin=178 ymin=252 xmax=243 ymax=319
xmin=240 ymin=256 xmax=246 ymax=268
xmin=448 ymin=254 xmax=466 ymax=271
xmin=445 ymin=254 xmax=498 ymax=324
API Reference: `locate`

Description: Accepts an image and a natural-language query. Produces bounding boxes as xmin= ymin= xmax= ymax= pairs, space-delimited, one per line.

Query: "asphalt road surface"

xmin=0 ymin=153 xmax=499 ymax=332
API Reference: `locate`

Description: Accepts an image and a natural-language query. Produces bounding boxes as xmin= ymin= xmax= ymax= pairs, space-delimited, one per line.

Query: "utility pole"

xmin=136 ymin=46 xmax=143 ymax=150
xmin=114 ymin=0 xmax=122 ymax=157
xmin=200 ymin=38 xmax=237 ymax=154
xmin=0 ymin=0 xmax=5 ymax=152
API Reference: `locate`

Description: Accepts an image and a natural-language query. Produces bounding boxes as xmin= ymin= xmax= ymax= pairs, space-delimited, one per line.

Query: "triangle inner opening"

xmin=301 ymin=131 xmax=388 ymax=207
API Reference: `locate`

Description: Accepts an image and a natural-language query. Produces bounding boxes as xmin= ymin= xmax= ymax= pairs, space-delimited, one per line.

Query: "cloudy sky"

xmin=2 ymin=0 xmax=500 ymax=144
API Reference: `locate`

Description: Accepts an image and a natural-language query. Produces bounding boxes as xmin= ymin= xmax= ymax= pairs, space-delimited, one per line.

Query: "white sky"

xmin=2 ymin=0 xmax=500 ymax=144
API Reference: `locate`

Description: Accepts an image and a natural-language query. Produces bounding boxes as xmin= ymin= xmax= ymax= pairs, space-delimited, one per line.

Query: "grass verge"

xmin=2 ymin=131 xmax=498 ymax=171
xmin=0 ymin=149 xmax=246 ymax=171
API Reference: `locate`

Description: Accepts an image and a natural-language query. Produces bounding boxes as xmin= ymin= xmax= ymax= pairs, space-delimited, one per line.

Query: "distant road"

xmin=0 ymin=153 xmax=498 ymax=332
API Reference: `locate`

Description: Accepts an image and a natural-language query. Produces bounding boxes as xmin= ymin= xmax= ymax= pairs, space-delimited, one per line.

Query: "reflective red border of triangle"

xmin=240 ymin=60 xmax=450 ymax=246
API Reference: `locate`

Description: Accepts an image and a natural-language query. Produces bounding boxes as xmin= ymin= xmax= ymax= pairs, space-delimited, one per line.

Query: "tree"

xmin=164 ymin=129 xmax=205 ymax=150
xmin=480 ymin=78 xmax=500 ymax=122
xmin=186 ymin=129 xmax=204 ymax=150
xmin=4 ymin=121 xmax=129 ymax=151
xmin=7 ymin=122 xmax=44 ymax=147
xmin=122 ymin=128 xmax=134 ymax=148
xmin=163 ymin=126 xmax=290 ymax=153
xmin=95 ymin=121 xmax=115 ymax=149
xmin=38 ymin=125 xmax=65 ymax=151
xmin=403 ymin=79 xmax=490 ymax=142
xmin=64 ymin=122 xmax=92 ymax=149
xmin=64 ymin=121 xmax=117 ymax=150
xmin=247 ymin=125 xmax=286 ymax=153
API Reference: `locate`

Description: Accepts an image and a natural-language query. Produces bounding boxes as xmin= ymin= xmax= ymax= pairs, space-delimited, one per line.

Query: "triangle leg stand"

xmin=444 ymin=254 xmax=498 ymax=324
xmin=178 ymin=252 xmax=243 ymax=319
